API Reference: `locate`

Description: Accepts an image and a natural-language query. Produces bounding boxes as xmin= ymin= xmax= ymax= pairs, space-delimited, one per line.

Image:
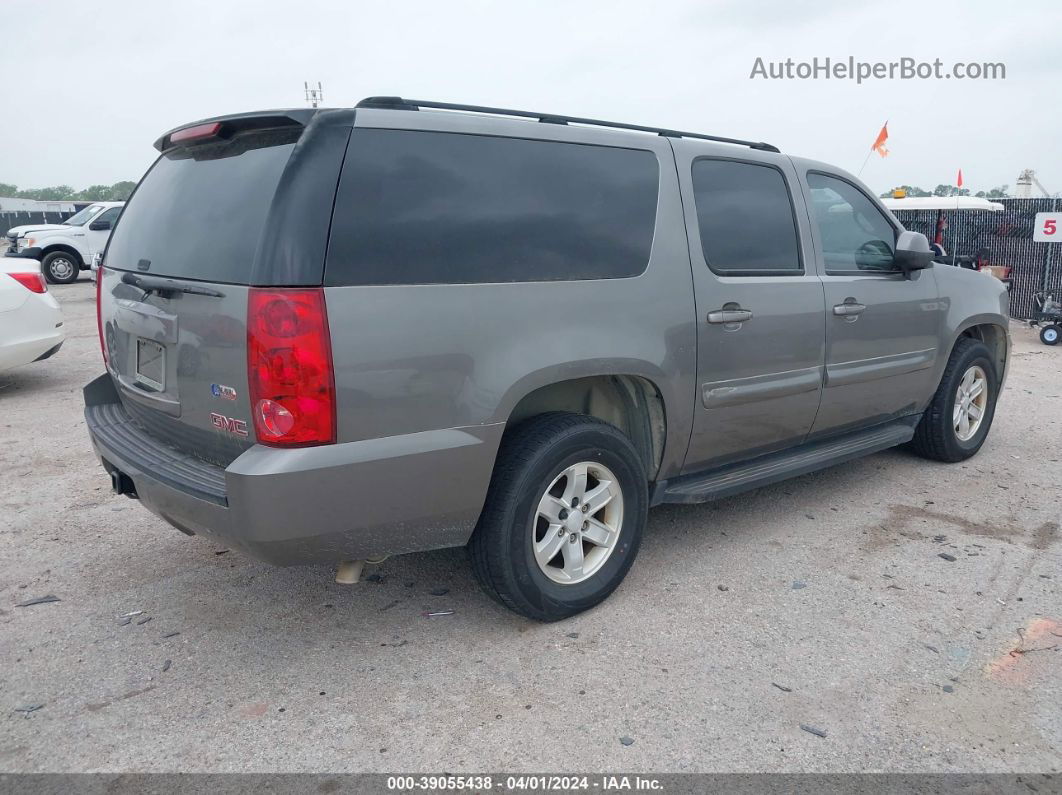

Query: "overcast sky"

xmin=2 ymin=0 xmax=1059 ymax=196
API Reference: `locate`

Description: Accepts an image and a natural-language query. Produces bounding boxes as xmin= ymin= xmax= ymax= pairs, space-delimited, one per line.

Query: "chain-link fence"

xmin=892 ymin=198 xmax=1061 ymax=319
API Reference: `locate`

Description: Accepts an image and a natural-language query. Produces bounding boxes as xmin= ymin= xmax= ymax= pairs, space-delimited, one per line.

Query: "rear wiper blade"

xmin=120 ymin=272 xmax=225 ymax=298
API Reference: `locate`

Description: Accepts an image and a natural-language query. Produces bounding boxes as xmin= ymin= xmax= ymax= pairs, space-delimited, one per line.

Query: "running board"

xmin=652 ymin=418 xmax=918 ymax=506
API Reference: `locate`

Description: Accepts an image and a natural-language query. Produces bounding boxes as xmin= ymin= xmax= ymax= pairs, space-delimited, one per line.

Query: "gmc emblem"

xmin=210 ymin=412 xmax=248 ymax=437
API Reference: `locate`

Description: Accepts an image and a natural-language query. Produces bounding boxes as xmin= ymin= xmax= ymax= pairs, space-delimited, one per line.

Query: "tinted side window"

xmin=691 ymin=159 xmax=802 ymax=274
xmin=326 ymin=129 xmax=659 ymax=285
xmin=94 ymin=207 xmax=121 ymax=225
xmin=807 ymin=173 xmax=897 ymax=272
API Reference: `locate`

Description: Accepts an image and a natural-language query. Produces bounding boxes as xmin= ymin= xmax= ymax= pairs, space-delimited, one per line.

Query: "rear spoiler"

xmin=154 ymin=109 xmax=319 ymax=152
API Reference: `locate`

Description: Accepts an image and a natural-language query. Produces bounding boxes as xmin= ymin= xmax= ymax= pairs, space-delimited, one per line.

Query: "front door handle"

xmin=707 ymin=308 xmax=753 ymax=324
xmin=832 ymin=302 xmax=867 ymax=317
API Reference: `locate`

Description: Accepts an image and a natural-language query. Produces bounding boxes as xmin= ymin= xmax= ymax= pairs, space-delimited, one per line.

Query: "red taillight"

xmin=8 ymin=272 xmax=47 ymax=293
xmin=247 ymin=288 xmax=335 ymax=447
xmin=96 ymin=268 xmax=107 ymax=365
xmin=170 ymin=122 xmax=221 ymax=144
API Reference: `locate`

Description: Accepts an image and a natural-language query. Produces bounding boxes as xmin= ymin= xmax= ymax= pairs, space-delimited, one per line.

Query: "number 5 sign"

xmin=1034 ymin=212 xmax=1062 ymax=242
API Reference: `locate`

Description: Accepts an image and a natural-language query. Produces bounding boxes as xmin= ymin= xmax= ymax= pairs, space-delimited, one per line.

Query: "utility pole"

xmin=304 ymin=81 xmax=324 ymax=109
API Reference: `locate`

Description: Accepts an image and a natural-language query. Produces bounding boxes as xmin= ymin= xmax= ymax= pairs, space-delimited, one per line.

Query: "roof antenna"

xmin=304 ymin=81 xmax=324 ymax=109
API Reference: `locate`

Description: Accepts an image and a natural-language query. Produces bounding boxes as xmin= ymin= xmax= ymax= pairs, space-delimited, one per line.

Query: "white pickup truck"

xmin=4 ymin=201 xmax=124 ymax=283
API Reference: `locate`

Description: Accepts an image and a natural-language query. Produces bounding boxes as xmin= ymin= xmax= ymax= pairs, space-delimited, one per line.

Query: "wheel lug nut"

xmin=569 ymin=533 xmax=578 ymax=543
xmin=581 ymin=504 xmax=589 ymax=513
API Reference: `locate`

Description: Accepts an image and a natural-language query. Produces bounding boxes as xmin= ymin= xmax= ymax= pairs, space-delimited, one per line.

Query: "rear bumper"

xmin=83 ymin=374 xmax=502 ymax=565
xmin=0 ymin=287 xmax=64 ymax=372
xmin=33 ymin=340 xmax=64 ymax=362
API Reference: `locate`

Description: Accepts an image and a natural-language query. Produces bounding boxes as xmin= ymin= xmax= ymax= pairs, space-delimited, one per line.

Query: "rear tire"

xmin=468 ymin=412 xmax=647 ymax=621
xmin=1041 ymin=324 xmax=1060 ymax=345
xmin=41 ymin=251 xmax=80 ymax=284
xmin=909 ymin=337 xmax=998 ymax=463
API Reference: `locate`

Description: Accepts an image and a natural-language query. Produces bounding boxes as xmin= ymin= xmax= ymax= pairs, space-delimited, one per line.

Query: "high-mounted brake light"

xmin=169 ymin=122 xmax=221 ymax=144
xmin=96 ymin=267 xmax=107 ymax=365
xmin=8 ymin=272 xmax=47 ymax=293
xmin=247 ymin=288 xmax=336 ymax=447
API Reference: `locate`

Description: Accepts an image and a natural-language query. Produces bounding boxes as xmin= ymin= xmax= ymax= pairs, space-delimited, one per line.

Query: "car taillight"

xmin=247 ymin=288 xmax=335 ymax=447
xmin=8 ymin=272 xmax=47 ymax=293
xmin=96 ymin=267 xmax=107 ymax=365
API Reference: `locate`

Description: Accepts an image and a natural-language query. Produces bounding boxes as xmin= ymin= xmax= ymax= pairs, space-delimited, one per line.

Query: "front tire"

xmin=910 ymin=338 xmax=999 ymax=463
xmin=41 ymin=251 xmax=80 ymax=284
xmin=468 ymin=412 xmax=647 ymax=621
xmin=1041 ymin=324 xmax=1060 ymax=346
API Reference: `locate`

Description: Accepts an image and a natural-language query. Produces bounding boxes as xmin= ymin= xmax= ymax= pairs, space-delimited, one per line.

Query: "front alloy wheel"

xmin=910 ymin=337 xmax=998 ymax=463
xmin=952 ymin=365 xmax=988 ymax=441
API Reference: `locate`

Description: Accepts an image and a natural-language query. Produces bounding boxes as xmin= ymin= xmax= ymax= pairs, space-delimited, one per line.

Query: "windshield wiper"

xmin=120 ymin=271 xmax=225 ymax=298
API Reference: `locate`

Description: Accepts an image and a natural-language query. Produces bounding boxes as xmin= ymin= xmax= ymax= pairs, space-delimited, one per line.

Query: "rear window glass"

xmin=105 ymin=129 xmax=298 ymax=284
xmin=691 ymin=159 xmax=802 ymax=274
xmin=325 ymin=129 xmax=659 ymax=285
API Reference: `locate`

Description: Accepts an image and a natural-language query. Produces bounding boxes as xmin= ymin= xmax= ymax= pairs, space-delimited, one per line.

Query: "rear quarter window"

xmin=325 ymin=129 xmax=660 ymax=285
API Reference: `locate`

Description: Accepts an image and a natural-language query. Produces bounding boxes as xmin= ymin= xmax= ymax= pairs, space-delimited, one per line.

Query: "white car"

xmin=5 ymin=201 xmax=124 ymax=284
xmin=0 ymin=257 xmax=64 ymax=372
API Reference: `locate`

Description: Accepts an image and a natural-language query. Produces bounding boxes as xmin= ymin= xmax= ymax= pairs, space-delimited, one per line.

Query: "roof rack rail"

xmin=356 ymin=97 xmax=781 ymax=153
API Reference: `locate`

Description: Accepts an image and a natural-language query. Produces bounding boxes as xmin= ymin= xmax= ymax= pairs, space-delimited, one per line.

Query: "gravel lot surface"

xmin=1 ymin=278 xmax=1059 ymax=773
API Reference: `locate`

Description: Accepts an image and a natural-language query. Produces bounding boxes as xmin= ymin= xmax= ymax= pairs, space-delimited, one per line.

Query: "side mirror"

xmin=894 ymin=230 xmax=933 ymax=273
xmin=89 ymin=219 xmax=112 ymax=231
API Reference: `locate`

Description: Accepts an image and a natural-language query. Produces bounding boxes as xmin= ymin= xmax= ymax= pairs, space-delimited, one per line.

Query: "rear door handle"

xmin=707 ymin=309 xmax=753 ymax=324
xmin=832 ymin=302 xmax=867 ymax=317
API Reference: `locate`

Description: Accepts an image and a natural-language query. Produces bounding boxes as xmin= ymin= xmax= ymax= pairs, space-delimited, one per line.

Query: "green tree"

xmin=880 ymin=185 xmax=932 ymax=198
xmin=109 ymin=181 xmax=137 ymax=200
xmin=975 ymin=185 xmax=1009 ymax=199
xmin=75 ymin=184 xmax=113 ymax=201
xmin=932 ymin=184 xmax=970 ymax=197
xmin=3 ymin=180 xmax=136 ymax=201
xmin=17 ymin=185 xmax=76 ymax=200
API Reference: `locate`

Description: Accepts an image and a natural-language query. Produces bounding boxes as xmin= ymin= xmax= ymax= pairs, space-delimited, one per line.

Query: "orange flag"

xmin=957 ymin=169 xmax=964 ymax=188
xmin=871 ymin=122 xmax=889 ymax=158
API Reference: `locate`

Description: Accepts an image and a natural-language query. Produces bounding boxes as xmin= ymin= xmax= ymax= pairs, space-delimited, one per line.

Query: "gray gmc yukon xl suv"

xmin=86 ymin=97 xmax=1009 ymax=620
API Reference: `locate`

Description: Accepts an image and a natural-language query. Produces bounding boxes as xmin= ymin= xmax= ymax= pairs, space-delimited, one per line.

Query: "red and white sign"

xmin=1034 ymin=212 xmax=1062 ymax=242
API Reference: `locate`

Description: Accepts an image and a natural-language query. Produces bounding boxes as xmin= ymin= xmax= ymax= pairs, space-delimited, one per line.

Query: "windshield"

xmin=62 ymin=204 xmax=104 ymax=226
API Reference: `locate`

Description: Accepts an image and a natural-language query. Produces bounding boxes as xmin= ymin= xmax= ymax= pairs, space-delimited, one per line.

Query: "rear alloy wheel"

xmin=1041 ymin=324 xmax=1060 ymax=346
xmin=910 ymin=338 xmax=998 ymax=463
xmin=42 ymin=251 xmax=80 ymax=284
xmin=469 ymin=412 xmax=647 ymax=621
xmin=532 ymin=460 xmax=625 ymax=585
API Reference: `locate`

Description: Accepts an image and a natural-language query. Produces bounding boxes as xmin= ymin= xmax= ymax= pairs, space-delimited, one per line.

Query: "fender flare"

xmin=39 ymin=242 xmax=86 ymax=268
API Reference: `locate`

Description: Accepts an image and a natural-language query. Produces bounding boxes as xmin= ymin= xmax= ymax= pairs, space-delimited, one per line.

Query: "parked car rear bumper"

xmin=0 ymin=280 xmax=64 ymax=372
xmin=83 ymin=374 xmax=501 ymax=565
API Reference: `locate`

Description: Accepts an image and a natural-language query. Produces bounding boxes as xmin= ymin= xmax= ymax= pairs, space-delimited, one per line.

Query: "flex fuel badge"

xmin=211 ymin=383 xmax=237 ymax=400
